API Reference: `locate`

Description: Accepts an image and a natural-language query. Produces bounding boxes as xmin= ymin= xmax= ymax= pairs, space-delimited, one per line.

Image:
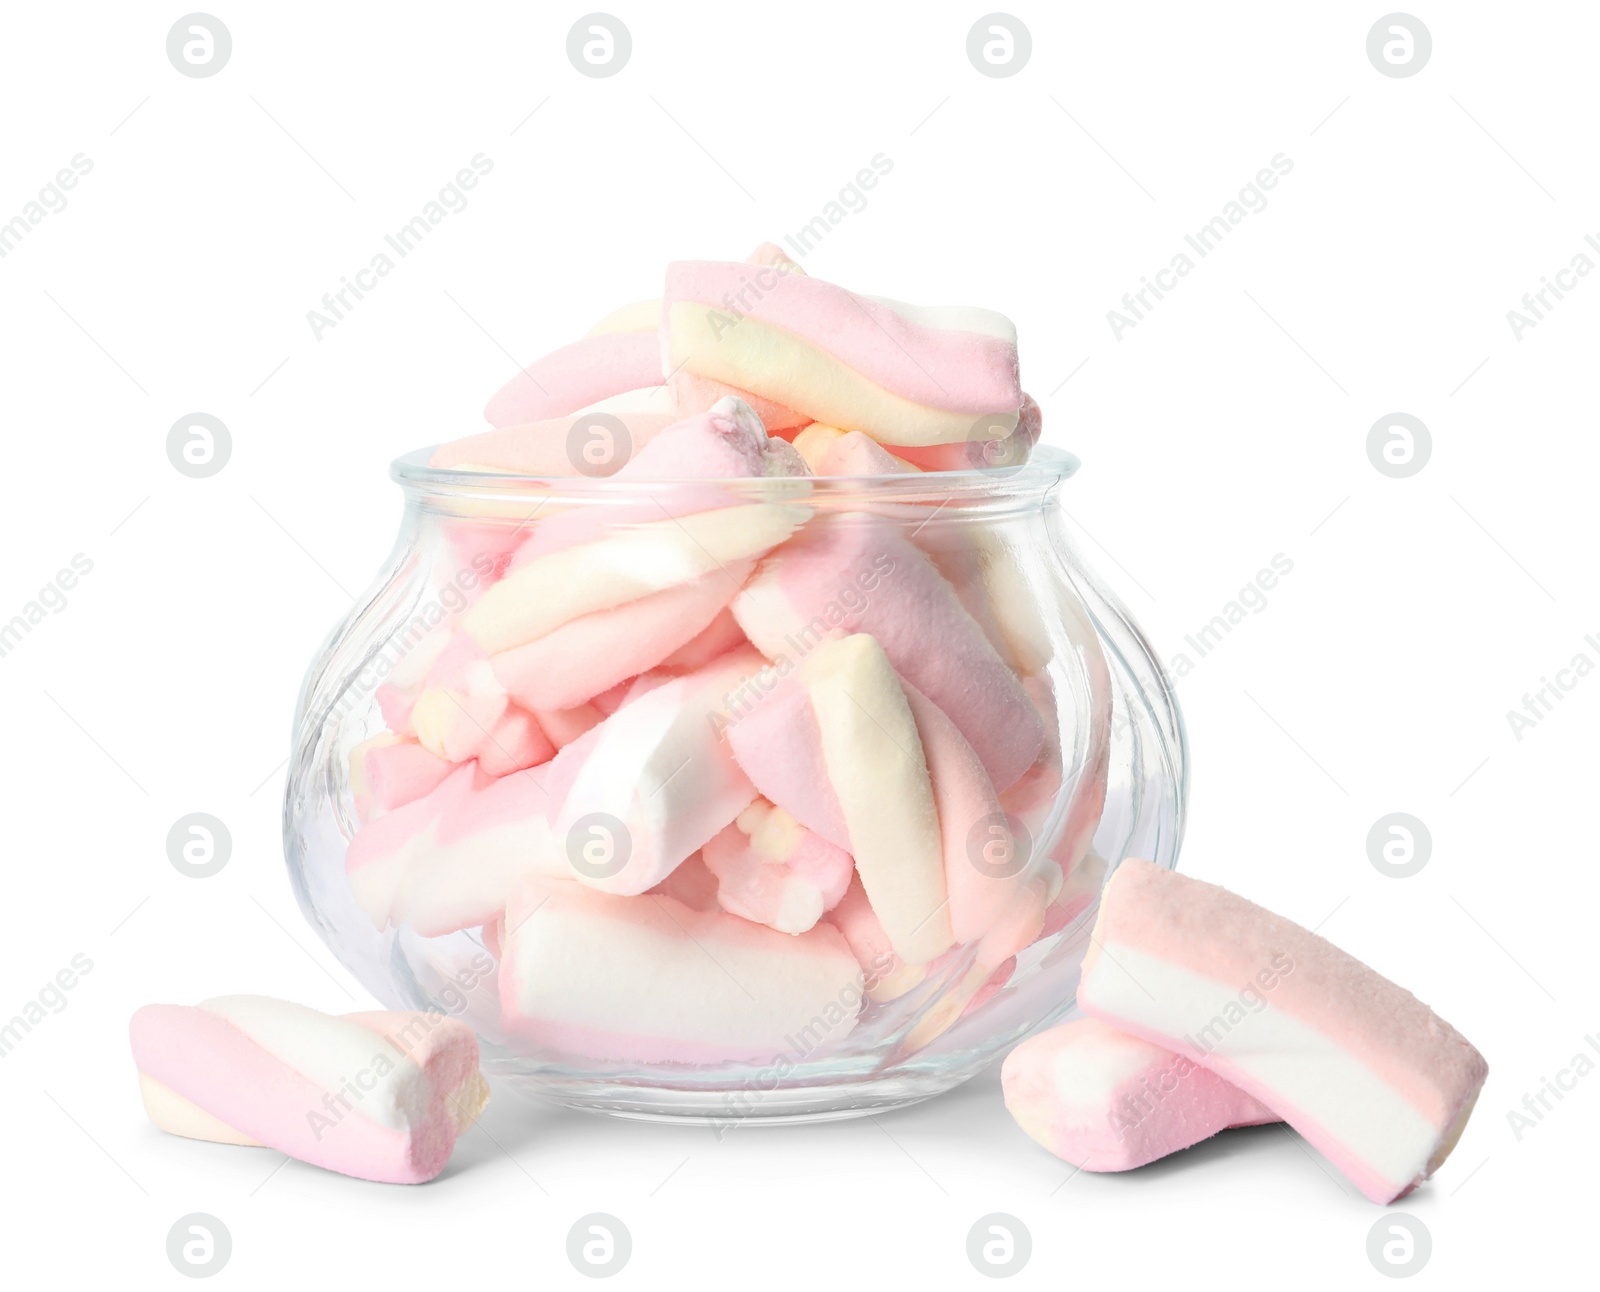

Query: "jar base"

xmin=492 ymin=1068 xmax=970 ymax=1126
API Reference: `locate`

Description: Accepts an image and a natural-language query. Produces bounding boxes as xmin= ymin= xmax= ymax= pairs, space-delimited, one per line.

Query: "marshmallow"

xmin=349 ymin=648 xmax=766 ymax=931
xmin=816 ymin=430 xmax=921 ymax=477
xmin=550 ymin=646 xmax=767 ymax=895
xmin=586 ymin=299 xmax=661 ymax=335
xmin=499 ymin=878 xmax=864 ymax=1063
xmin=619 ymin=397 xmax=808 ymax=479
xmin=490 ymin=564 xmax=752 ymax=711
xmin=892 ymin=393 xmax=1042 ymax=471
xmin=484 ymin=329 xmax=662 ymax=428
xmin=733 ymin=511 xmax=1043 ymax=791
xmin=1002 ymin=1017 xmax=1279 ymax=1172
xmin=804 ymin=634 xmax=951 ymax=965
xmin=346 ymin=763 xmax=563 ymax=937
xmin=531 ymin=702 xmax=603 ymax=749
xmin=918 ymin=523 xmax=1052 ymax=681
xmin=129 ymin=996 xmax=488 ymax=1185
xmin=1077 ymin=859 xmax=1489 ymax=1203
xmin=746 ymin=242 xmax=806 ymax=273
xmin=410 ymin=634 xmax=508 ymax=762
xmin=702 ymin=798 xmax=852 ymax=934
xmin=669 ymin=372 xmax=811 ymax=434
xmin=664 ymin=261 xmax=1021 ymax=446
xmin=474 ymin=705 xmax=556 ymax=777
xmin=461 ymin=501 xmax=810 ymax=654
xmin=502 ymin=399 xmax=812 ymax=564
xmin=430 ymin=407 xmax=680 ymax=476
xmin=901 ymin=680 xmax=1029 ymax=945
xmin=724 ymin=664 xmax=850 ymax=849
xmin=825 ymin=875 xmax=922 ymax=1002
xmin=1040 ymin=848 xmax=1107 ymax=939
xmin=350 ymin=735 xmax=454 ymax=819
xmin=656 ymin=605 xmax=748 ymax=673
xmin=790 ymin=423 xmax=847 ymax=472
xmin=646 ymin=849 xmax=722 ymax=911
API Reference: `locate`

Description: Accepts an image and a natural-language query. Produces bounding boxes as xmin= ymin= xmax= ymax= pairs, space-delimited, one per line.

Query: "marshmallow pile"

xmin=343 ymin=245 xmax=1103 ymax=1066
xmin=1003 ymin=860 xmax=1489 ymax=1203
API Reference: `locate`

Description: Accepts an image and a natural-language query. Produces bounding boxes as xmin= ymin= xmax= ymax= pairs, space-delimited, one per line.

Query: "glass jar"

xmin=283 ymin=446 xmax=1185 ymax=1123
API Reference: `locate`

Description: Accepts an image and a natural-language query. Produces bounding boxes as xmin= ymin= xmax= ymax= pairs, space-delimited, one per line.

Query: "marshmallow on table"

xmin=1003 ymin=1017 xmax=1279 ymax=1172
xmin=1077 ymin=858 xmax=1489 ymax=1203
xmin=664 ymin=260 xmax=1022 ymax=446
xmin=484 ymin=324 xmax=663 ymax=428
xmin=702 ymin=798 xmax=853 ymax=934
xmin=499 ymin=878 xmax=865 ymax=1064
xmin=733 ymin=510 xmax=1043 ymax=792
xmin=130 ymin=996 xmax=488 ymax=1185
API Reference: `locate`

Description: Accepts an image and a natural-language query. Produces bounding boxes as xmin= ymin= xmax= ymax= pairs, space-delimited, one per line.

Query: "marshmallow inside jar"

xmin=283 ymin=253 xmax=1186 ymax=1123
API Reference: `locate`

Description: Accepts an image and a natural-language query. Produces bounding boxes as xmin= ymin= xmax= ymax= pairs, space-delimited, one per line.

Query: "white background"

xmin=1 ymin=1 xmax=1593 ymax=1285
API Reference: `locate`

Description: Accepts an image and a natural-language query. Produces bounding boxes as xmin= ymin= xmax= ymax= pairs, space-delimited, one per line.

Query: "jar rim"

xmin=391 ymin=443 xmax=1080 ymax=503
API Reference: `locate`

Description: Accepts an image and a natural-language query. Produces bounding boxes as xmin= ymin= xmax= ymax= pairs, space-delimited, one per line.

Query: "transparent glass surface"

xmin=284 ymin=447 xmax=1187 ymax=1122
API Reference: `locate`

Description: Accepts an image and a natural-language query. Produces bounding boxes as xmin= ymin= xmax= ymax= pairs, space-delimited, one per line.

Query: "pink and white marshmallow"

xmin=499 ymin=878 xmax=864 ymax=1064
xmin=1003 ymin=1016 xmax=1279 ymax=1172
xmin=663 ymin=260 xmax=1022 ymax=446
xmin=130 ymin=995 xmax=488 ymax=1185
xmin=1076 ymin=859 xmax=1489 ymax=1203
